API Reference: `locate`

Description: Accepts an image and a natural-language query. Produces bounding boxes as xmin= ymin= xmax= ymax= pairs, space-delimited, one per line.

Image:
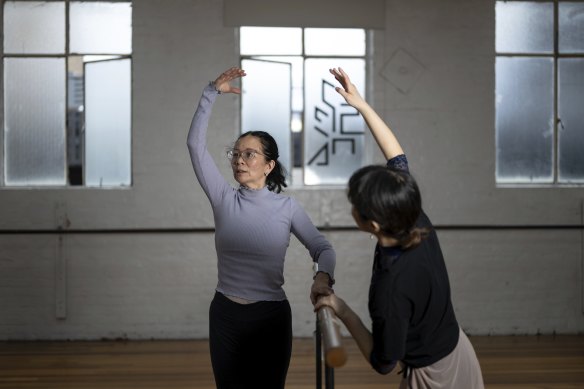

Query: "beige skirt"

xmin=399 ymin=328 xmax=484 ymax=389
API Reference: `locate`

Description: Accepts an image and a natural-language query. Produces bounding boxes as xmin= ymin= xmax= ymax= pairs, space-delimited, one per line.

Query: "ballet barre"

xmin=315 ymin=306 xmax=347 ymax=389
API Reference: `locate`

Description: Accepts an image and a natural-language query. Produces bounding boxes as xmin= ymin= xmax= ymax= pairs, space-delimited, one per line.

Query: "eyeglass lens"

xmin=228 ymin=150 xmax=256 ymax=161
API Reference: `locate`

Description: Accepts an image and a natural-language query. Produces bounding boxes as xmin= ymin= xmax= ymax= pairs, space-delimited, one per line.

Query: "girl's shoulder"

xmin=386 ymin=154 xmax=409 ymax=172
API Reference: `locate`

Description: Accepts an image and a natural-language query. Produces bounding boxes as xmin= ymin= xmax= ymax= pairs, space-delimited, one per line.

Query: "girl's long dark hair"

xmin=238 ymin=131 xmax=287 ymax=193
xmin=348 ymin=165 xmax=428 ymax=249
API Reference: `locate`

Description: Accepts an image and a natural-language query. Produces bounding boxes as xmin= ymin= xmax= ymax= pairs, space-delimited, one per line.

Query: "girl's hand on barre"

xmin=314 ymin=294 xmax=348 ymax=320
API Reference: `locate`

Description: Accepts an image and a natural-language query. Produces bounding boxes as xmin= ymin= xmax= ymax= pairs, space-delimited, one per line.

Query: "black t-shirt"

xmin=368 ymin=155 xmax=459 ymax=372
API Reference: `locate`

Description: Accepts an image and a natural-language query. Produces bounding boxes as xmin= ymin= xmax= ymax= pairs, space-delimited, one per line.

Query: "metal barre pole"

xmin=315 ymin=318 xmax=322 ymax=389
xmin=315 ymin=307 xmax=347 ymax=389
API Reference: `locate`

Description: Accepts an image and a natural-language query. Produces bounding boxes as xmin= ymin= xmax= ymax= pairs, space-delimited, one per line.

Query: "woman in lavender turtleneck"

xmin=187 ymin=67 xmax=336 ymax=389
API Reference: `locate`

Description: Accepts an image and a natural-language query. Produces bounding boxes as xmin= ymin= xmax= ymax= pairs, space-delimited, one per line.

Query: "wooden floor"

xmin=0 ymin=335 xmax=583 ymax=389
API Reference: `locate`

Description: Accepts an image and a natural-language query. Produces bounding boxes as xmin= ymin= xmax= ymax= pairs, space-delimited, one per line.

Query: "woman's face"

xmin=231 ymin=135 xmax=274 ymax=189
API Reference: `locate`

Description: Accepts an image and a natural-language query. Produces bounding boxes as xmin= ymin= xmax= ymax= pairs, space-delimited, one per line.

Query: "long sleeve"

xmin=290 ymin=201 xmax=336 ymax=279
xmin=187 ymin=84 xmax=231 ymax=207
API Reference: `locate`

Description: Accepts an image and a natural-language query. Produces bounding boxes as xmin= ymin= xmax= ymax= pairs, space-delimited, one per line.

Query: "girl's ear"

xmin=370 ymin=220 xmax=382 ymax=233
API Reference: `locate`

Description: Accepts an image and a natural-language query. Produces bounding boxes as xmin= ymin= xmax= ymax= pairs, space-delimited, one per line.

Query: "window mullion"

xmin=553 ymin=0 xmax=559 ymax=184
xmin=65 ymin=0 xmax=71 ymax=185
xmin=300 ymin=28 xmax=306 ymax=182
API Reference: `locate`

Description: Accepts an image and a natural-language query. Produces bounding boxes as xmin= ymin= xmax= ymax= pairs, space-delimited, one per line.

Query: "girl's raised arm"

xmin=330 ymin=67 xmax=404 ymax=160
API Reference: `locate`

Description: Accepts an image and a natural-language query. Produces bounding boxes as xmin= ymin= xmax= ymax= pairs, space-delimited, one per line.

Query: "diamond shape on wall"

xmin=381 ymin=48 xmax=425 ymax=94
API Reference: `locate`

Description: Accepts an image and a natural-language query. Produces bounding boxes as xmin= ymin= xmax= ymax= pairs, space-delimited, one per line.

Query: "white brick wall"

xmin=0 ymin=0 xmax=582 ymax=340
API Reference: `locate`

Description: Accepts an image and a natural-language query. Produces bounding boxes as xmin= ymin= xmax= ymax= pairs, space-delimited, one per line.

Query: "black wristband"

xmin=313 ymin=271 xmax=335 ymax=287
xmin=209 ymin=81 xmax=221 ymax=94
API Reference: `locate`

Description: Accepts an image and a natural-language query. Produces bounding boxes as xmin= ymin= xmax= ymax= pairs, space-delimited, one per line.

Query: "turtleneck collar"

xmin=238 ymin=185 xmax=272 ymax=198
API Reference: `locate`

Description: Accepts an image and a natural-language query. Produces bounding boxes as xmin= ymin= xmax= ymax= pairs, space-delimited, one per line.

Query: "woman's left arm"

xmin=290 ymin=201 xmax=336 ymax=304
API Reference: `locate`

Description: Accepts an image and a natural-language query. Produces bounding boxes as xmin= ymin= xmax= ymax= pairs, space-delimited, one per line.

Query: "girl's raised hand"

xmin=329 ymin=67 xmax=366 ymax=110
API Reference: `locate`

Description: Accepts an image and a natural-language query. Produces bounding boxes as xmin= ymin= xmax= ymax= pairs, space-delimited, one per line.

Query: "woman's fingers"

xmin=223 ymin=67 xmax=244 ymax=80
xmin=214 ymin=67 xmax=246 ymax=93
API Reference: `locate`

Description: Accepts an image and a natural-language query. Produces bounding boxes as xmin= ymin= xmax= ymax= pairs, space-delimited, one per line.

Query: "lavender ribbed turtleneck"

xmin=187 ymin=84 xmax=336 ymax=301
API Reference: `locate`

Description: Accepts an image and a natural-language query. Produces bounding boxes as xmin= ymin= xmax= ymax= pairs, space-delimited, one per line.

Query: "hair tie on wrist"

xmin=209 ymin=81 xmax=221 ymax=94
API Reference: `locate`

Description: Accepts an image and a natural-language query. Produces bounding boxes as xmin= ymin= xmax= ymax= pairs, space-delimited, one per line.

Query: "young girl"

xmin=314 ymin=68 xmax=484 ymax=389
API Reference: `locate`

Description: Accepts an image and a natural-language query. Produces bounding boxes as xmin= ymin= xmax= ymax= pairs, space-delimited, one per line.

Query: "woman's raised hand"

xmin=329 ymin=67 xmax=366 ymax=110
xmin=213 ymin=67 xmax=247 ymax=94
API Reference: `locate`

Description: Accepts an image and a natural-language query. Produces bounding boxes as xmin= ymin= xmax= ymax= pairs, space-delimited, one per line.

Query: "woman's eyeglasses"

xmin=226 ymin=149 xmax=265 ymax=161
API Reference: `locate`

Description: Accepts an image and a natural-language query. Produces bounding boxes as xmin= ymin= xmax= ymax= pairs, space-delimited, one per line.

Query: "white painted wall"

xmin=0 ymin=0 xmax=582 ymax=340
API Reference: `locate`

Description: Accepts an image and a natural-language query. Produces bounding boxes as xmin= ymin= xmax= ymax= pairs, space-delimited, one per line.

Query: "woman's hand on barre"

xmin=314 ymin=294 xmax=348 ymax=320
xmin=310 ymin=272 xmax=334 ymax=305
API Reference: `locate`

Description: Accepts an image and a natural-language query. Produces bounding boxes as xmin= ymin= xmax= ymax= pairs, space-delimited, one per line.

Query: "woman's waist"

xmin=215 ymin=286 xmax=287 ymax=303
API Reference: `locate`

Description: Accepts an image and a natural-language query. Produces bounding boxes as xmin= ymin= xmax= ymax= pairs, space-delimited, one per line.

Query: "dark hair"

xmin=348 ymin=165 xmax=428 ymax=249
xmin=238 ymin=131 xmax=288 ymax=193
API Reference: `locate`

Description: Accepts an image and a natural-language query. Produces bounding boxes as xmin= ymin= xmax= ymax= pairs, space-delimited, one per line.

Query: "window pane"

xmin=495 ymin=1 xmax=553 ymax=53
xmin=241 ymin=59 xmax=292 ymax=176
xmin=240 ymin=27 xmax=301 ymax=55
xmin=304 ymin=58 xmax=365 ymax=185
xmin=254 ymin=55 xmax=303 ymax=111
xmin=3 ymin=1 xmax=65 ymax=54
xmin=558 ymin=59 xmax=584 ymax=183
xmin=67 ymin=56 xmax=85 ymax=185
xmin=70 ymin=2 xmax=132 ymax=54
xmin=305 ymin=28 xmax=365 ymax=56
xmin=496 ymin=57 xmax=554 ymax=183
xmin=559 ymin=2 xmax=584 ymax=53
xmin=85 ymin=59 xmax=132 ymax=187
xmin=4 ymin=58 xmax=66 ymax=186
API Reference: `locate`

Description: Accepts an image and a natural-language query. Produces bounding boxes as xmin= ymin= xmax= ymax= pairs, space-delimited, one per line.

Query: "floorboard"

xmin=0 ymin=335 xmax=582 ymax=388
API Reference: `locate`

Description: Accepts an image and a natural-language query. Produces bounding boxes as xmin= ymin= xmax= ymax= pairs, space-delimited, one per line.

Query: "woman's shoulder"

xmin=251 ymin=189 xmax=295 ymax=208
xmin=278 ymin=192 xmax=299 ymax=211
xmin=274 ymin=193 xmax=312 ymax=217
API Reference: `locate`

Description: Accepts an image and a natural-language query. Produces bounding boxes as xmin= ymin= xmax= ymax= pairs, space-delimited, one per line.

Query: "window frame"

xmin=239 ymin=26 xmax=371 ymax=187
xmin=495 ymin=0 xmax=584 ymax=186
xmin=1 ymin=0 xmax=133 ymax=188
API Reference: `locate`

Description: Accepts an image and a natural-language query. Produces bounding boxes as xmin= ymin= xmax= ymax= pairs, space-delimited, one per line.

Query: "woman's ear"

xmin=266 ymin=160 xmax=276 ymax=175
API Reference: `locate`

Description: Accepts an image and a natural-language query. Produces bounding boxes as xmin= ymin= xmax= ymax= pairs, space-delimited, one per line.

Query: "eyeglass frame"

xmin=226 ymin=148 xmax=267 ymax=162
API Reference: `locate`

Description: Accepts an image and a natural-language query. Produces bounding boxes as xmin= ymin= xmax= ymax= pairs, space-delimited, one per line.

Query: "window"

xmin=2 ymin=0 xmax=132 ymax=187
xmin=495 ymin=1 xmax=584 ymax=184
xmin=239 ymin=27 xmax=367 ymax=186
